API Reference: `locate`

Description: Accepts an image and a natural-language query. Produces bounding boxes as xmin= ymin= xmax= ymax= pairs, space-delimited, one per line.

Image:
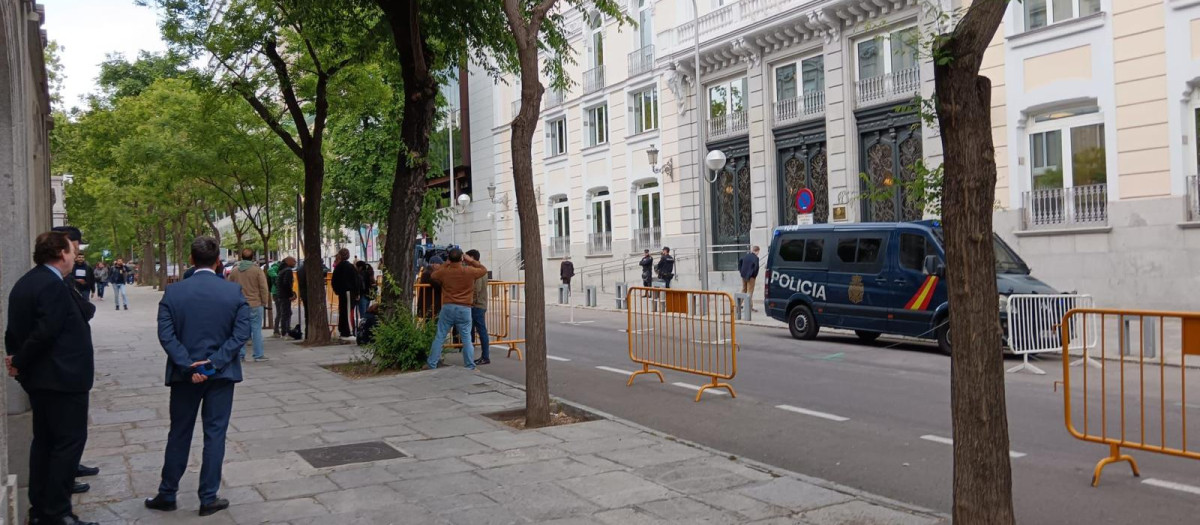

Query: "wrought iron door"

xmin=776 ymin=123 xmax=828 ymax=226
xmin=710 ymin=140 xmax=751 ymax=271
xmin=858 ymin=109 xmax=923 ymax=222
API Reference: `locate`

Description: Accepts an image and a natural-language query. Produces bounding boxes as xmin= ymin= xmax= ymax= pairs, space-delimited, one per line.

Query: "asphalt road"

xmin=479 ymin=304 xmax=1200 ymax=524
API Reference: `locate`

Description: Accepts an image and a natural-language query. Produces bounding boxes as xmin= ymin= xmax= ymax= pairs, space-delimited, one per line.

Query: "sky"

xmin=42 ymin=0 xmax=167 ymax=110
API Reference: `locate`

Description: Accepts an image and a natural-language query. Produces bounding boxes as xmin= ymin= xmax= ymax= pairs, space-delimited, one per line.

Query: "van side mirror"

xmin=923 ymin=255 xmax=944 ymax=276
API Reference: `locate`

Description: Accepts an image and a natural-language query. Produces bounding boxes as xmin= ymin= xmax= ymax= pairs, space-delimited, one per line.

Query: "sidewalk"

xmin=65 ymin=285 xmax=945 ymax=524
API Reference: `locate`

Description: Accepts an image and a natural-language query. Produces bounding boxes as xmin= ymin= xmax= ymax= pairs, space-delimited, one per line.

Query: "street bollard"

xmin=615 ymin=282 xmax=628 ymax=310
xmin=585 ymin=286 xmax=598 ymax=307
xmin=558 ymin=284 xmax=570 ymax=305
xmin=1122 ymin=315 xmax=1158 ymax=359
xmin=734 ymin=293 xmax=752 ymax=321
xmin=651 ymin=280 xmax=666 ymax=313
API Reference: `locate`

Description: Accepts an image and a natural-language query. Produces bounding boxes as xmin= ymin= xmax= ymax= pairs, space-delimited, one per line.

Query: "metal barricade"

xmin=625 ymin=286 xmax=738 ymax=402
xmin=1007 ymin=294 xmax=1094 ymax=375
xmin=1060 ymin=308 xmax=1200 ymax=486
xmin=490 ymin=281 xmax=525 ymax=360
xmin=412 ymin=283 xmax=436 ymax=320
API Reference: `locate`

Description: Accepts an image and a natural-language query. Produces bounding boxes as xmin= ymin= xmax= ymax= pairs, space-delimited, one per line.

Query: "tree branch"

xmin=945 ymin=0 xmax=1010 ymax=73
xmin=263 ymin=38 xmax=313 ymax=146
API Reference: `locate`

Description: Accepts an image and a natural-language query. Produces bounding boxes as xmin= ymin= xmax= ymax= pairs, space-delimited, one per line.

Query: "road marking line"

xmin=547 ymin=355 xmax=571 ymax=362
xmin=775 ymin=404 xmax=849 ymax=422
xmin=919 ymin=435 xmax=1026 ymax=458
xmin=672 ymin=382 xmax=729 ymax=395
xmin=595 ymin=366 xmax=634 ymax=375
xmin=1143 ymin=479 xmax=1200 ymax=496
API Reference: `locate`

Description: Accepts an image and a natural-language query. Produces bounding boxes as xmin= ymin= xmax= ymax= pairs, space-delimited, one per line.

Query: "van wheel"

xmin=936 ymin=320 xmax=952 ymax=356
xmin=788 ymin=305 xmax=819 ymax=340
xmin=854 ymin=330 xmax=880 ymax=343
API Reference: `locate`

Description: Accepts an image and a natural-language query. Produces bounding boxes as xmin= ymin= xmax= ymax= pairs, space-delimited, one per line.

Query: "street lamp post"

xmin=690 ymin=0 xmax=710 ymax=291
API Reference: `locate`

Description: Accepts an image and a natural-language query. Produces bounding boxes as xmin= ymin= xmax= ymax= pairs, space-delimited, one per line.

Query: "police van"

xmin=764 ymin=220 xmax=1058 ymax=354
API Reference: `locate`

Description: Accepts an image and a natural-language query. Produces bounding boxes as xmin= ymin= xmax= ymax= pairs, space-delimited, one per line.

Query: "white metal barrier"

xmin=1006 ymin=294 xmax=1095 ymax=375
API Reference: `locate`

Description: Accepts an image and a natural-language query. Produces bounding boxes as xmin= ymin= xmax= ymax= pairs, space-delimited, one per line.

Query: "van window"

xmin=777 ymin=236 xmax=824 ymax=264
xmin=899 ymin=233 xmax=926 ymax=271
xmin=832 ymin=236 xmax=885 ymax=273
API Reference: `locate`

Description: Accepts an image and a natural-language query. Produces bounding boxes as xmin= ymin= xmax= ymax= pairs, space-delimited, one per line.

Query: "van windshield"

xmin=930 ymin=229 xmax=1030 ymax=275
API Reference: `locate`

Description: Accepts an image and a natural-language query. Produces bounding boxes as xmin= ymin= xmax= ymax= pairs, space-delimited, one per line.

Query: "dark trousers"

xmin=27 ymin=390 xmax=88 ymax=519
xmin=96 ymin=282 xmax=107 ymax=298
xmin=158 ymin=380 xmax=235 ymax=505
xmin=276 ymin=296 xmax=293 ymax=336
xmin=662 ymin=276 xmax=673 ymax=288
xmin=337 ymin=292 xmax=352 ymax=337
xmin=472 ymin=307 xmax=490 ymax=361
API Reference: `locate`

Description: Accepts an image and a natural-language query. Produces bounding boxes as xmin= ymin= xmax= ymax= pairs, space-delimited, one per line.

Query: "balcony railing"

xmin=583 ymin=65 xmax=606 ymax=95
xmin=855 ymin=66 xmax=920 ymax=107
xmin=1021 ymin=184 xmax=1108 ymax=229
xmin=632 ymin=227 xmax=662 ymax=252
xmin=628 ymin=45 xmax=655 ymax=77
xmin=1188 ymin=175 xmax=1200 ymax=221
xmin=548 ymin=236 xmax=571 ymax=258
xmin=773 ymin=90 xmax=825 ymax=128
xmin=707 ymin=110 xmax=749 ymax=141
xmin=587 ymin=231 xmax=613 ymax=255
xmin=544 ymin=88 xmax=566 ymax=110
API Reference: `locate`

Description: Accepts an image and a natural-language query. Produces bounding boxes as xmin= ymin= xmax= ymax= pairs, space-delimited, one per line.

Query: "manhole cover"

xmin=295 ymin=441 xmax=407 ymax=468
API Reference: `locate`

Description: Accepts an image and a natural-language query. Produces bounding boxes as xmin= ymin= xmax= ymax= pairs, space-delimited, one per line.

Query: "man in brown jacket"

xmin=426 ymin=248 xmax=487 ymax=370
xmin=226 ymin=248 xmax=270 ymax=362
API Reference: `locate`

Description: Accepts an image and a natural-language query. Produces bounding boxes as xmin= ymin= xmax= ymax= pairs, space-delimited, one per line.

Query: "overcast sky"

xmin=43 ymin=0 xmax=167 ymax=110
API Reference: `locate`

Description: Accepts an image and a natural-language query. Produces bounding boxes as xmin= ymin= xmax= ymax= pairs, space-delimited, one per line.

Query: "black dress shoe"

xmin=43 ymin=514 xmax=97 ymax=525
xmin=70 ymin=482 xmax=89 ymax=494
xmin=143 ymin=494 xmax=177 ymax=512
xmin=75 ymin=464 xmax=100 ymax=477
xmin=198 ymin=498 xmax=229 ymax=517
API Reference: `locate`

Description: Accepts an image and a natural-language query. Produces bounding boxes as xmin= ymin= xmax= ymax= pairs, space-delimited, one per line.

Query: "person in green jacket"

xmin=267 ymin=261 xmax=281 ymax=335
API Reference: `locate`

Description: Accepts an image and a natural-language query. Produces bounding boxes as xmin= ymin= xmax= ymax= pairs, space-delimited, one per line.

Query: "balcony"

xmin=587 ymin=232 xmax=613 ymax=256
xmin=707 ymin=110 xmax=749 ymax=141
xmin=583 ymin=65 xmax=606 ymax=95
xmin=632 ymin=227 xmax=661 ymax=252
xmin=1021 ymin=184 xmax=1108 ymax=230
xmin=1188 ymin=175 xmax=1200 ymax=221
xmin=773 ymin=90 xmax=825 ymax=128
xmin=855 ymin=66 xmax=920 ymax=108
xmin=628 ymin=45 xmax=655 ymax=77
xmin=544 ymin=88 xmax=566 ymax=110
xmin=548 ymin=236 xmax=571 ymax=258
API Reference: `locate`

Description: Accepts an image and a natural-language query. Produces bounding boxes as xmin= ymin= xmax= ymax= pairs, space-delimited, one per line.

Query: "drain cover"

xmin=296 ymin=441 xmax=407 ymax=468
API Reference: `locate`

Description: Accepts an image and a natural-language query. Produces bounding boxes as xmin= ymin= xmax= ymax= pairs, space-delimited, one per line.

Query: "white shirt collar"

xmin=195 ymin=268 xmax=216 ymax=275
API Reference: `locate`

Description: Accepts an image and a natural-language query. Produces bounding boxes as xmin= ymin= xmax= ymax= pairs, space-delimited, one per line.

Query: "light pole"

xmin=690 ymin=0 xmax=710 ymax=291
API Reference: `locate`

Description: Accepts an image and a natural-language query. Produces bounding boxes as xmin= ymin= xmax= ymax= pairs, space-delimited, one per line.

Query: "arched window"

xmin=588 ymin=189 xmax=612 ymax=255
xmin=549 ymin=195 xmax=570 ymax=257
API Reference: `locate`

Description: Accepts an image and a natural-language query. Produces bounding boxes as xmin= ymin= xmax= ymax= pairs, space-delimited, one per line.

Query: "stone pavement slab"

xmin=58 ymin=284 xmax=946 ymax=524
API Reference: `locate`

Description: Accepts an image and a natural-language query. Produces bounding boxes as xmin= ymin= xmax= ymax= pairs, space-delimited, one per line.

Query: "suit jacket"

xmin=331 ymin=260 xmax=359 ymax=297
xmin=4 ymin=265 xmax=95 ymax=392
xmin=157 ymin=270 xmax=250 ymax=386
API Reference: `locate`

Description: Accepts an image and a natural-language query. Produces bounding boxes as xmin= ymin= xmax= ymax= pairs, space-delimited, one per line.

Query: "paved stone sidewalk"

xmin=62 ymin=285 xmax=945 ymax=524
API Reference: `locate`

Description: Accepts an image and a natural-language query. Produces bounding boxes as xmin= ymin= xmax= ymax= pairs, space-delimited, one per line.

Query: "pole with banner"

xmin=795 ymin=188 xmax=815 ymax=225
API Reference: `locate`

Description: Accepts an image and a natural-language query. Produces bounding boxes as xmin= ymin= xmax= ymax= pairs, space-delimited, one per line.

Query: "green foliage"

xmin=94 ymin=50 xmax=190 ymax=104
xmin=44 ymin=40 xmax=66 ymax=109
xmin=362 ymin=308 xmax=437 ymax=371
xmin=858 ymin=160 xmax=945 ymax=218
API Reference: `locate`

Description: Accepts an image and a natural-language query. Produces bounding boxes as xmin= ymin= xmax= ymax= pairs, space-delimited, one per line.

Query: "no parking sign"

xmin=795 ymin=188 xmax=815 ymax=225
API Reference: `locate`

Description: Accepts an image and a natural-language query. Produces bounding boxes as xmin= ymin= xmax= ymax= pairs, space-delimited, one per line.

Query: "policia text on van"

xmin=764 ymin=220 xmax=1058 ymax=354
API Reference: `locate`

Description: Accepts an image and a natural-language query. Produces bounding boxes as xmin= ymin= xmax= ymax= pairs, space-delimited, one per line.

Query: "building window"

xmin=588 ymin=189 xmax=613 ymax=255
xmin=634 ymin=181 xmax=661 ymax=251
xmin=775 ymin=55 xmax=824 ymax=102
xmin=589 ymin=15 xmax=604 ymax=68
xmin=1023 ymin=0 xmax=1101 ymax=31
xmin=550 ymin=196 xmax=571 ymax=257
xmin=632 ymin=88 xmax=659 ymax=134
xmin=585 ymin=104 xmax=608 ymax=147
xmin=547 ymin=117 xmax=567 ymax=157
xmin=708 ymin=77 xmax=747 ymax=119
xmin=1023 ymin=106 xmax=1108 ymax=228
xmin=637 ymin=0 xmax=652 ymax=49
xmin=856 ymin=27 xmax=918 ymax=82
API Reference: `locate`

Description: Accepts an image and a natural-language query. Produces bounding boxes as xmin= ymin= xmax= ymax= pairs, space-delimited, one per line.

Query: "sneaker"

xmin=115 ymin=305 xmax=119 ymax=311
xmin=124 ymin=305 xmax=128 ymax=310
xmin=474 ymin=358 xmax=491 ymax=365
xmin=254 ymin=356 xmax=269 ymax=362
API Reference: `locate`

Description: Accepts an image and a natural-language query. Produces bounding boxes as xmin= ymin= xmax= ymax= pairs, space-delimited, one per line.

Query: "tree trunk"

xmin=175 ymin=213 xmax=186 ymax=278
xmin=156 ymin=223 xmax=167 ymax=291
xmin=934 ymin=2 xmax=1015 ymax=522
xmin=377 ymin=0 xmax=437 ymax=311
xmin=141 ymin=241 xmax=155 ymax=286
xmin=504 ymin=0 xmax=556 ymax=428
xmin=302 ymin=147 xmax=331 ymax=344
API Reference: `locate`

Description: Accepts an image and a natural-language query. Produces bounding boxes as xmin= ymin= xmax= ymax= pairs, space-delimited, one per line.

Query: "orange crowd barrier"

xmin=1060 ymin=308 xmax=1200 ymax=486
xmin=415 ymin=281 xmax=525 ymax=360
xmin=625 ymin=287 xmax=738 ymax=402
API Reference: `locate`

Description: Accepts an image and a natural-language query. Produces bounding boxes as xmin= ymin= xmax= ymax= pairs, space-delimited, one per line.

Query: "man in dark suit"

xmin=144 ymin=236 xmax=249 ymax=517
xmin=4 ymin=231 xmax=98 ymax=525
xmin=331 ymin=248 xmax=359 ymax=337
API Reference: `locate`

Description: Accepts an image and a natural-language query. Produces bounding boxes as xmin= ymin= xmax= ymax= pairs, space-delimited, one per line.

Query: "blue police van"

xmin=764 ymin=220 xmax=1058 ymax=354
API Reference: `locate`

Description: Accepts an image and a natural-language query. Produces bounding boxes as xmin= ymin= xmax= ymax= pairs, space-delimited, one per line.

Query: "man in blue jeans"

xmin=226 ymin=248 xmax=270 ymax=362
xmin=426 ymin=248 xmax=488 ymax=370
xmin=466 ymin=249 xmax=491 ymax=365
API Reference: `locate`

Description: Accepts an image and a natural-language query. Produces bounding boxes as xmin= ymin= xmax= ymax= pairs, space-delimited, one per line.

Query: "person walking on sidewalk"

xmin=71 ymin=254 xmax=94 ymax=300
xmin=109 ymin=259 xmax=131 ymax=310
xmin=466 ymin=249 xmax=491 ymax=366
xmin=738 ymin=245 xmax=761 ymax=312
xmin=426 ymin=248 xmax=487 ymax=370
xmin=655 ymin=247 xmax=675 ymax=289
xmin=145 ymin=236 xmax=249 ymax=518
xmin=274 ymin=257 xmax=296 ymax=338
xmin=5 ymin=231 xmax=99 ymax=525
xmin=560 ymin=255 xmax=575 ymax=291
xmin=331 ymin=248 xmax=359 ymax=338
xmin=226 ymin=249 xmax=270 ymax=362
xmin=93 ymin=262 xmax=108 ymax=302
